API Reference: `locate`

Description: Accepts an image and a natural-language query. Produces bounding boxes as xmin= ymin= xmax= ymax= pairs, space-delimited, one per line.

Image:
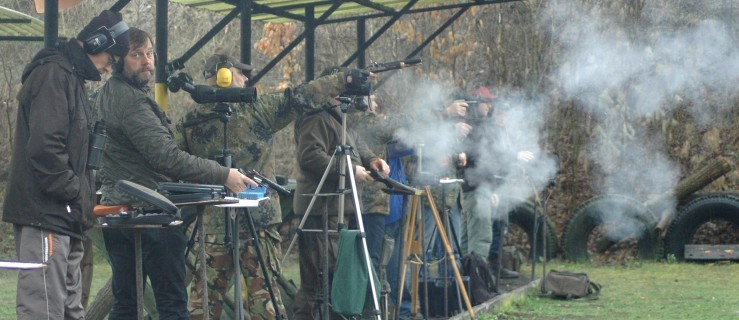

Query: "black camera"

xmin=167 ymin=72 xmax=257 ymax=104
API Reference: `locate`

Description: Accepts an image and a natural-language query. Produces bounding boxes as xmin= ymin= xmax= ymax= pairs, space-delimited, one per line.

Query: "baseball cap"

xmin=470 ymin=86 xmax=496 ymax=103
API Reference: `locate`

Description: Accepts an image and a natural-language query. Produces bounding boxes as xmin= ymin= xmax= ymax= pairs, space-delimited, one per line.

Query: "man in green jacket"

xmin=94 ymin=28 xmax=256 ymax=320
xmin=178 ymin=54 xmax=372 ymax=320
xmin=292 ymin=67 xmax=389 ymax=319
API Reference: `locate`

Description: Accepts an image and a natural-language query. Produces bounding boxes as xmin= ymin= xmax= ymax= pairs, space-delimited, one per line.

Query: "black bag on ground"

xmin=461 ymin=253 xmax=497 ymax=305
xmin=541 ymin=270 xmax=601 ymax=300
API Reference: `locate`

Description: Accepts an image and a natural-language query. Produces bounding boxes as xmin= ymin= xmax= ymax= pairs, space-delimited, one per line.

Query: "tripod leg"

xmin=196 ymin=207 xmax=210 ymax=320
xmin=345 ymin=155 xmax=382 ymax=320
xmin=243 ymin=209 xmax=285 ymax=320
xmin=424 ymin=188 xmax=475 ymax=319
xmin=282 ymin=154 xmax=338 ymax=265
xmin=397 ymin=194 xmax=419 ymax=319
xmin=230 ymin=209 xmax=244 ymax=320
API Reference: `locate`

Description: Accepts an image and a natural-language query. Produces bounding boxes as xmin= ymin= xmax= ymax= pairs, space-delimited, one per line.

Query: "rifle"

xmin=365 ymin=57 xmax=422 ymax=73
xmin=239 ymin=169 xmax=292 ymax=197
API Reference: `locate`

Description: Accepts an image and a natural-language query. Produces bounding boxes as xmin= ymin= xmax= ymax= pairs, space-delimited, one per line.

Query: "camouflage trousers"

xmin=188 ymin=226 xmax=286 ymax=320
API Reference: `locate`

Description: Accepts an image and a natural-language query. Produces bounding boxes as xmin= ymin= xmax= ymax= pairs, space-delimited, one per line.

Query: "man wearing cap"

xmin=178 ymin=55 xmax=374 ymax=320
xmin=94 ymin=30 xmax=257 ymax=320
xmin=458 ymin=87 xmax=499 ymax=261
xmin=459 ymin=86 xmax=523 ymax=279
xmin=2 ymin=9 xmax=129 ymax=319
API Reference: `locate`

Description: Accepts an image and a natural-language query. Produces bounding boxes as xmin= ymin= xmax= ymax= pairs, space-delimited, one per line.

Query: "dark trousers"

xmin=488 ymin=219 xmax=506 ymax=264
xmin=103 ymin=226 xmax=189 ymax=320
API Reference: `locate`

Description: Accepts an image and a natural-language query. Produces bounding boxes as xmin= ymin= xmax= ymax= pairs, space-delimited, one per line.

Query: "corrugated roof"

xmin=0 ymin=6 xmax=44 ymax=41
xmin=170 ymin=0 xmax=499 ymax=23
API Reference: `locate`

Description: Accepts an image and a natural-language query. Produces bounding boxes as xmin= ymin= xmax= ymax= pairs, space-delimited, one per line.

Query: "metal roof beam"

xmin=351 ymin=0 xmax=396 ymax=13
xmin=375 ymin=5 xmax=469 ymax=88
xmin=250 ymin=2 xmax=341 ymax=84
xmin=0 ymin=36 xmax=44 ymax=41
xmin=214 ymin=0 xmax=306 ymax=21
xmin=323 ymin=0 xmax=516 ymax=24
xmin=341 ymin=0 xmax=419 ymax=67
xmin=166 ymin=4 xmax=242 ymax=73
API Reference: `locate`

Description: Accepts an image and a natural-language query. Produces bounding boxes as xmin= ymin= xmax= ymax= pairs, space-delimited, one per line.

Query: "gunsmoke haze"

xmin=542 ymin=1 xmax=739 ymax=235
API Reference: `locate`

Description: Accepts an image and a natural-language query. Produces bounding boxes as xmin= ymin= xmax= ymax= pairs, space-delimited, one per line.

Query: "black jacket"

xmin=3 ymin=40 xmax=100 ymax=239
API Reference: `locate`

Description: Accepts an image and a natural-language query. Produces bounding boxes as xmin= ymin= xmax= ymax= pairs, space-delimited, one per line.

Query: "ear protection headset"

xmin=215 ymin=56 xmax=233 ymax=88
xmin=83 ymin=20 xmax=129 ymax=55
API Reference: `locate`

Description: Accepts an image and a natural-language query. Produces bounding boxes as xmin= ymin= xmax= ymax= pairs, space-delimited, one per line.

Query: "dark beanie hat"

xmin=77 ymin=10 xmax=130 ymax=57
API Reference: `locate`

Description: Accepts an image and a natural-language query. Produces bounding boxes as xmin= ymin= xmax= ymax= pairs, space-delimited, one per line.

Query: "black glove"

xmin=344 ymin=69 xmax=372 ymax=96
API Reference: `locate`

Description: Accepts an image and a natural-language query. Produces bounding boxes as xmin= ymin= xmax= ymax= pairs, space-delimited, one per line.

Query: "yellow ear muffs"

xmin=215 ymin=61 xmax=233 ymax=88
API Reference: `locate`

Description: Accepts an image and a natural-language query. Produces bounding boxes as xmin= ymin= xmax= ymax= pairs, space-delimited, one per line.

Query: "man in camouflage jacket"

xmin=177 ymin=54 xmax=368 ymax=320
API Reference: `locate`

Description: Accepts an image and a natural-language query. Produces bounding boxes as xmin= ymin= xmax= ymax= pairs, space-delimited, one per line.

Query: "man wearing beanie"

xmin=2 ymin=9 xmax=129 ymax=320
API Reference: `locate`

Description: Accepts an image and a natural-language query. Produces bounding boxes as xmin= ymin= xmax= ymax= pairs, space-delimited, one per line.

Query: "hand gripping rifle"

xmin=240 ymin=169 xmax=292 ymax=197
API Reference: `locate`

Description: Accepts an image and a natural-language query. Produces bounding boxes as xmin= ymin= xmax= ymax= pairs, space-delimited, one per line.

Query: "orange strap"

xmin=93 ymin=205 xmax=132 ymax=217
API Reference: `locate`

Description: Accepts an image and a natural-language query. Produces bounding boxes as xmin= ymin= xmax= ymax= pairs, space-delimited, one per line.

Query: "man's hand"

xmin=354 ymin=165 xmax=373 ymax=183
xmin=369 ymin=158 xmax=390 ymax=176
xmin=224 ymin=168 xmax=258 ymax=194
xmin=455 ymin=122 xmax=472 ymax=137
xmin=490 ymin=193 xmax=500 ymax=207
xmin=516 ymin=151 xmax=534 ymax=162
xmin=345 ymin=69 xmax=373 ymax=96
xmin=445 ymin=100 xmax=469 ymax=117
xmin=457 ymin=152 xmax=467 ymax=167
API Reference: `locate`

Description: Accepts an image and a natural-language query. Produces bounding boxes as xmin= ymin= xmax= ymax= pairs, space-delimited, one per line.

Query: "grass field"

xmin=1 ymin=258 xmax=737 ymax=319
xmin=482 ymin=260 xmax=739 ymax=320
xmin=0 ymin=262 xmax=112 ymax=318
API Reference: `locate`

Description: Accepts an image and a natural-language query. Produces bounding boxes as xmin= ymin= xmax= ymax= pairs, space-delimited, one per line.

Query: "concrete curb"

xmin=449 ymin=279 xmax=541 ymax=320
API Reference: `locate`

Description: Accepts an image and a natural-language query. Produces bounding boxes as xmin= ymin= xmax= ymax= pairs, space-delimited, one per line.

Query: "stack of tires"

xmin=561 ymin=193 xmax=739 ymax=262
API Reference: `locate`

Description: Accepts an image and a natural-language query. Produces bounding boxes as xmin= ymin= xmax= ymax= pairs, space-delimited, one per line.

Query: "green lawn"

xmin=2 ymin=259 xmax=737 ymax=320
xmin=0 ymin=262 xmax=112 ymax=318
xmin=482 ymin=261 xmax=739 ymax=320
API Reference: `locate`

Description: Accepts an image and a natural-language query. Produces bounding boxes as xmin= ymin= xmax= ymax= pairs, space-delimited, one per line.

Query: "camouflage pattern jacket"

xmin=177 ymin=72 xmax=350 ymax=231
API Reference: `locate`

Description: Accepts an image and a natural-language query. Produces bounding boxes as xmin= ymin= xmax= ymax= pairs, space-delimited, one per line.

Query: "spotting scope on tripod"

xmin=167 ymin=72 xmax=257 ymax=104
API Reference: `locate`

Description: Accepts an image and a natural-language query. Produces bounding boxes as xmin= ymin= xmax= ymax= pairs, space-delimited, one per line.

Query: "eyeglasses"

xmin=129 ymin=49 xmax=155 ymax=61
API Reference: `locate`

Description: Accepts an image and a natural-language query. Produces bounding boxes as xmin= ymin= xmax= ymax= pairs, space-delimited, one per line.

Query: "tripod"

xmin=396 ymin=185 xmax=474 ymax=319
xmin=282 ymin=98 xmax=381 ymax=320
xmin=182 ymin=102 xmax=282 ymax=320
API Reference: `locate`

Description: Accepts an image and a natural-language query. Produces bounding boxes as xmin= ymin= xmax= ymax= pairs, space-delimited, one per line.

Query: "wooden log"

xmin=651 ymin=156 xmax=734 ymax=232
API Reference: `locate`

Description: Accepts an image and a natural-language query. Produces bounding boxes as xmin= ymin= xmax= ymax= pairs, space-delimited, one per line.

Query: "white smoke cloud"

xmin=540 ymin=1 xmax=739 ymax=238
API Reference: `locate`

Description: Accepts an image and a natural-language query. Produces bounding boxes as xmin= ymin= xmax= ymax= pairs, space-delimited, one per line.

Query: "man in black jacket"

xmin=94 ymin=28 xmax=255 ymax=320
xmin=2 ymin=10 xmax=129 ymax=320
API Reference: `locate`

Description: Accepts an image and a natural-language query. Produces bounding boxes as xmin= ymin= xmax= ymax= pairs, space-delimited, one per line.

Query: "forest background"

xmin=0 ymin=0 xmax=737 ymax=259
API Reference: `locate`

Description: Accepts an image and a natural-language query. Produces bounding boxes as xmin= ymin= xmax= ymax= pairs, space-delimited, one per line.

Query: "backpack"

xmin=461 ymin=253 xmax=497 ymax=305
